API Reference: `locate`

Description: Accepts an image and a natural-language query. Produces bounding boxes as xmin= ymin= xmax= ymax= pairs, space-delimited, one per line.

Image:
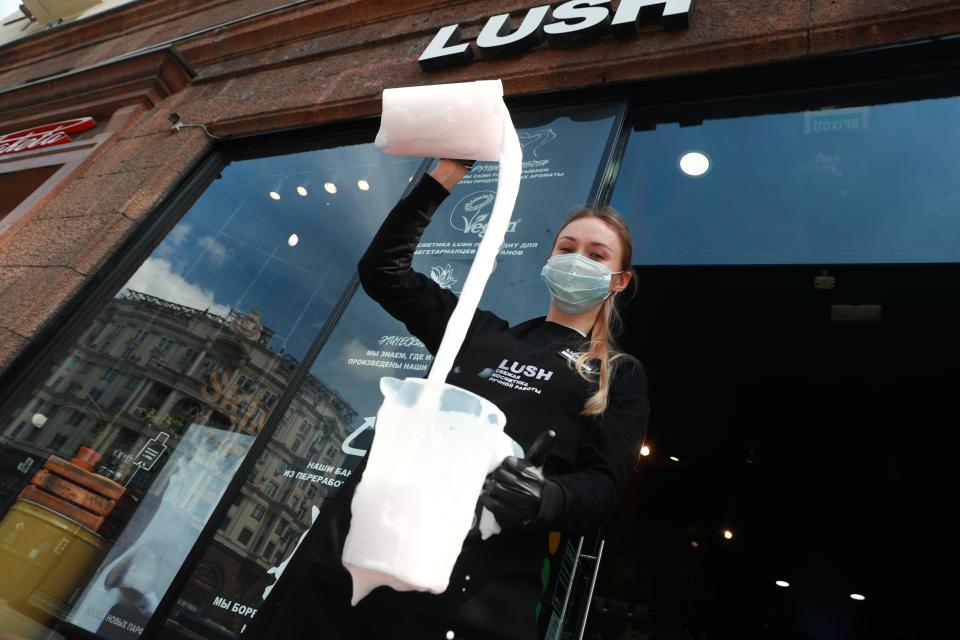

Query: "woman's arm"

xmin=541 ymin=361 xmax=651 ymax=533
xmin=480 ymin=361 xmax=650 ymax=535
xmin=356 ymin=160 xmax=469 ymax=353
xmin=430 ymin=158 xmax=470 ymax=191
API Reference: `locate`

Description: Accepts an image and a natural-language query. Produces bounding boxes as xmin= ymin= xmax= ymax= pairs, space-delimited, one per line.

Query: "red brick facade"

xmin=1 ymin=0 xmax=959 ymax=372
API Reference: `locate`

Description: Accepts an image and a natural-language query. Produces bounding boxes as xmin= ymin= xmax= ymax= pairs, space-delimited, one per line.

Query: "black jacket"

xmin=251 ymin=174 xmax=649 ymax=640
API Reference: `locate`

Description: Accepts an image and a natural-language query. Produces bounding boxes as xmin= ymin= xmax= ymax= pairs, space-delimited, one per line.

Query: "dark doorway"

xmin=577 ymin=263 xmax=960 ymax=639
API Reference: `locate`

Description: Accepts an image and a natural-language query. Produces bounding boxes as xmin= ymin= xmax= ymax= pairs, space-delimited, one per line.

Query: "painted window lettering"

xmin=419 ymin=0 xmax=695 ymax=69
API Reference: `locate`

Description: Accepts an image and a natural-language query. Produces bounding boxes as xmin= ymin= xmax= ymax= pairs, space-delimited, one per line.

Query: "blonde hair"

xmin=554 ymin=206 xmax=637 ymax=416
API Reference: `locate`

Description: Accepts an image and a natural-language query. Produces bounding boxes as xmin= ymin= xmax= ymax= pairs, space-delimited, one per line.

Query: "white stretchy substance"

xmin=343 ymin=378 xmax=516 ymax=604
xmin=343 ymin=79 xmax=524 ymax=604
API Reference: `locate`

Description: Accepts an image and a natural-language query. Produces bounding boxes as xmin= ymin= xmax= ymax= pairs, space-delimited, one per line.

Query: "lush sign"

xmin=419 ymin=0 xmax=695 ymax=70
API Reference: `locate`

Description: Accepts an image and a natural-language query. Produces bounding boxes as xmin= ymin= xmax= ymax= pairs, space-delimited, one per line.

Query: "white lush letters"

xmin=419 ymin=0 xmax=695 ymax=70
xmin=476 ymin=5 xmax=552 ymax=57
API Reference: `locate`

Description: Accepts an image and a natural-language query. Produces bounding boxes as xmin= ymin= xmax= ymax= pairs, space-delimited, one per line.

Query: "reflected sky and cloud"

xmin=121 ymin=146 xmax=421 ymax=360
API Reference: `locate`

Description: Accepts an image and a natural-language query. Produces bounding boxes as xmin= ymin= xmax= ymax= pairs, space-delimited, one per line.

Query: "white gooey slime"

xmin=343 ymin=80 xmax=523 ymax=606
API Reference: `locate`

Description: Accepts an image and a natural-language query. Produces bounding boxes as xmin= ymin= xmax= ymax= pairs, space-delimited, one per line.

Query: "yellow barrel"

xmin=0 ymin=499 xmax=107 ymax=629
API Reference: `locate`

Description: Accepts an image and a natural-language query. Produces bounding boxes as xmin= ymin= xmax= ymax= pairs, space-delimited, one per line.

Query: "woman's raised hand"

xmin=429 ymin=158 xmax=472 ymax=191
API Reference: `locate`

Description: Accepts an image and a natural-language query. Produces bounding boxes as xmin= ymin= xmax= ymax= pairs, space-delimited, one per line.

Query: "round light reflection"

xmin=775 ymin=580 xmax=790 ymax=588
xmin=679 ymin=151 xmax=711 ymax=177
xmin=639 ymin=445 xmax=651 ymax=457
xmin=287 ymin=233 xmax=299 ymax=247
xmin=357 ymin=179 xmax=370 ymax=191
xmin=296 ymin=186 xmax=308 ymax=197
xmin=722 ymin=529 xmax=734 ymax=540
xmin=269 ymin=191 xmax=281 ymax=200
xmin=324 ymin=182 xmax=337 ymax=194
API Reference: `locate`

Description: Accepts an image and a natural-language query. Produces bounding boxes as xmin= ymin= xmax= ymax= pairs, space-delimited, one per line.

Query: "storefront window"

xmin=160 ymin=102 xmax=621 ymax=636
xmin=0 ymin=136 xmax=420 ymax=638
xmin=613 ymin=94 xmax=960 ymax=265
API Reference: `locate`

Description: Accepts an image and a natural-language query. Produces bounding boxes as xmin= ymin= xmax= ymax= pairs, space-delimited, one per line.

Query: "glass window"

xmin=162 ymin=101 xmax=621 ymax=635
xmin=0 ymin=130 xmax=420 ymax=638
xmin=613 ymin=95 xmax=960 ymax=265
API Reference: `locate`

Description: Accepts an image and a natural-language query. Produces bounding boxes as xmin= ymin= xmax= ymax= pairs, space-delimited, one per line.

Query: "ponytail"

xmin=573 ymin=285 xmax=633 ymax=416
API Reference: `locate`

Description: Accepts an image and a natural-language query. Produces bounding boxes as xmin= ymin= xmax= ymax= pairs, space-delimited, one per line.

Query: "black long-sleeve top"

xmin=351 ymin=173 xmax=651 ymax=639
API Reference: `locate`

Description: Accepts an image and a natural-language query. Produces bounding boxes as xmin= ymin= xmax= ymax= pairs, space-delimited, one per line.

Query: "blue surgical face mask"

xmin=540 ymin=253 xmax=623 ymax=315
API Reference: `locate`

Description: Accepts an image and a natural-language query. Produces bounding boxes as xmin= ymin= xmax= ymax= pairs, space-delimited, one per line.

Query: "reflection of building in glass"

xmin=0 ymin=289 xmax=355 ymax=633
xmin=186 ymin=360 xmax=358 ymax=630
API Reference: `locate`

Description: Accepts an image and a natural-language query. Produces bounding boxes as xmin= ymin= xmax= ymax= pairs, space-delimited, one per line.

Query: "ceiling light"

xmin=679 ymin=151 xmax=710 ymax=177
xmin=669 ymin=456 xmax=679 ymax=462
xmin=722 ymin=529 xmax=734 ymax=540
xmin=288 ymin=234 xmax=299 ymax=247
xmin=269 ymin=191 xmax=281 ymax=200
xmin=775 ymin=580 xmax=790 ymax=588
xmin=296 ymin=186 xmax=308 ymax=197
xmin=324 ymin=182 xmax=337 ymax=194
xmin=850 ymin=593 xmax=866 ymax=601
xmin=357 ymin=179 xmax=370 ymax=191
xmin=639 ymin=445 xmax=650 ymax=457
xmin=690 ymin=540 xmax=699 ymax=548
xmin=31 ymin=414 xmax=47 ymax=428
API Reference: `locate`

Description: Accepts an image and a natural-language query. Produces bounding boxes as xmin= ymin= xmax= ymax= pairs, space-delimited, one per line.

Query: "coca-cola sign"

xmin=0 ymin=117 xmax=97 ymax=156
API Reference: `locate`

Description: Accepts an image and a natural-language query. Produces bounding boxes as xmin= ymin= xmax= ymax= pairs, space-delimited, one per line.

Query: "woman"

xmin=252 ymin=159 xmax=649 ymax=640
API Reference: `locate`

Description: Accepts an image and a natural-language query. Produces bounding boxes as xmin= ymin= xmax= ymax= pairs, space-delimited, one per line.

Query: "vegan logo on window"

xmin=0 ymin=117 xmax=96 ymax=156
xmin=449 ymin=190 xmax=522 ymax=238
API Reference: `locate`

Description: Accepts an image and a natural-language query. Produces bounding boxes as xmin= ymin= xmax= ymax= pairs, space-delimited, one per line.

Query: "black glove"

xmin=479 ymin=430 xmax=561 ymax=532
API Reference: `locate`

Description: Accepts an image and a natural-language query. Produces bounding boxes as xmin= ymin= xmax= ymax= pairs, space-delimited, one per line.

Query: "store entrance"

xmin=560 ymin=263 xmax=960 ymax=640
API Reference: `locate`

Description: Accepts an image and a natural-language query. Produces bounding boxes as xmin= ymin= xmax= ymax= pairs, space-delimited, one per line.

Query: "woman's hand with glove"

xmin=479 ymin=430 xmax=563 ymax=533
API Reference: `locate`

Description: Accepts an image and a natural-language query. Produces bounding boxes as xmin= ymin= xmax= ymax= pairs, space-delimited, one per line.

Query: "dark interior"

xmin=580 ymin=263 xmax=960 ymax=639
